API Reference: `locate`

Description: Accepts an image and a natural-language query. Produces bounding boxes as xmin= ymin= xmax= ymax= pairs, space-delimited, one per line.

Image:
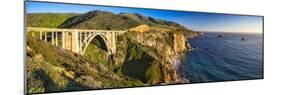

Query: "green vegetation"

xmin=27 ymin=13 xmax=78 ymax=28
xmin=84 ymin=44 xmax=108 ymax=64
xmin=59 ymin=11 xmax=140 ymax=30
xmin=119 ymin=13 xmax=185 ymax=30
xmin=84 ymin=35 xmax=109 ymax=65
xmin=59 ymin=10 xmax=190 ymax=31
xmin=122 ymin=38 xmax=154 ymax=82
xmin=27 ymin=36 xmax=143 ymax=93
xmin=145 ymin=60 xmax=163 ymax=84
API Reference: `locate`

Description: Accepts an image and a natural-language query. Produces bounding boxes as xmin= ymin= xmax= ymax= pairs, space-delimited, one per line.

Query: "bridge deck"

xmin=27 ymin=27 xmax=126 ymax=33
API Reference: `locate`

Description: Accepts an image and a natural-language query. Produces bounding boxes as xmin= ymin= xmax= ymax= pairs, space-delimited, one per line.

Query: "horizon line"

xmin=197 ymin=30 xmax=263 ymax=34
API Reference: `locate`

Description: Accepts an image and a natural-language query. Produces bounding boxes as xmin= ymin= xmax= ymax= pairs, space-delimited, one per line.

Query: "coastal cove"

xmin=178 ymin=32 xmax=263 ymax=83
xmin=25 ymin=1 xmax=264 ymax=94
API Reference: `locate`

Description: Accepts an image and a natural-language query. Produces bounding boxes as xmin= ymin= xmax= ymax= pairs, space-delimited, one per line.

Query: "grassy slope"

xmin=119 ymin=32 xmax=165 ymax=84
xmin=27 ymin=13 xmax=78 ymax=28
xmin=26 ymin=36 xmax=143 ymax=93
xmin=59 ymin=11 xmax=141 ymax=30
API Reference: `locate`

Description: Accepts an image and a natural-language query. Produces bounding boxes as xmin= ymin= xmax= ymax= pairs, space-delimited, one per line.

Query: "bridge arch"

xmin=81 ymin=33 xmax=111 ymax=55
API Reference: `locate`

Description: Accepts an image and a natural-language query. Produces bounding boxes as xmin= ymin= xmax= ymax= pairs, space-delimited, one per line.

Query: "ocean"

xmin=180 ymin=32 xmax=263 ymax=83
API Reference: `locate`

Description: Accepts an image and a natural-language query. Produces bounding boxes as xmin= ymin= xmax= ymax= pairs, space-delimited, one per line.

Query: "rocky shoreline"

xmin=172 ymin=32 xmax=203 ymax=84
xmin=124 ymin=29 xmax=202 ymax=84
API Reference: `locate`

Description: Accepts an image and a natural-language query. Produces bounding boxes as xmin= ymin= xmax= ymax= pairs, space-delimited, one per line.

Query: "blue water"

xmin=180 ymin=32 xmax=263 ymax=83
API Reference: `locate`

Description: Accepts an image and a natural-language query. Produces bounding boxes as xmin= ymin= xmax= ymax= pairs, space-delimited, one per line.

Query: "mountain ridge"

xmin=27 ymin=10 xmax=193 ymax=33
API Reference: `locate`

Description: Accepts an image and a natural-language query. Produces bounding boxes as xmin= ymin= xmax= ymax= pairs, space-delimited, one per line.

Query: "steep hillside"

xmin=119 ymin=13 xmax=186 ymax=30
xmin=59 ymin=10 xmax=191 ymax=32
xmin=27 ymin=13 xmax=78 ymax=28
xmin=26 ymin=36 xmax=143 ymax=93
xmin=59 ymin=11 xmax=140 ymax=30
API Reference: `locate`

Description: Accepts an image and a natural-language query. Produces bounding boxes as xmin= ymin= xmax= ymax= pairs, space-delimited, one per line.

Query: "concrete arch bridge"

xmin=27 ymin=27 xmax=126 ymax=55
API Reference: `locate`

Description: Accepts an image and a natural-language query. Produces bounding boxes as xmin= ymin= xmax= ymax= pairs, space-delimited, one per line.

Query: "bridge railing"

xmin=27 ymin=27 xmax=126 ymax=33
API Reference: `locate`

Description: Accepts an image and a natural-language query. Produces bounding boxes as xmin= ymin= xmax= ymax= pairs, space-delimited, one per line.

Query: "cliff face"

xmin=122 ymin=24 xmax=201 ymax=83
xmin=129 ymin=24 xmax=151 ymax=32
xmin=120 ymin=34 xmax=179 ymax=84
xmin=173 ymin=33 xmax=188 ymax=53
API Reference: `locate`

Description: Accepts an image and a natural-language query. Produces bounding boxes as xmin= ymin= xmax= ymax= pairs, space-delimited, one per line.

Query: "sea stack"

xmin=241 ymin=37 xmax=245 ymax=40
xmin=217 ymin=34 xmax=223 ymax=37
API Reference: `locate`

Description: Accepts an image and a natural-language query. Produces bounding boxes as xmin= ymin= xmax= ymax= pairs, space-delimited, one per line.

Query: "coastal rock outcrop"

xmin=129 ymin=24 xmax=151 ymax=32
xmin=123 ymin=28 xmax=200 ymax=83
xmin=173 ymin=33 xmax=188 ymax=53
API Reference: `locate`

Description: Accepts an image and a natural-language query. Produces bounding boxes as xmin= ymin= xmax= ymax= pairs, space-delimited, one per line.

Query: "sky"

xmin=26 ymin=1 xmax=263 ymax=33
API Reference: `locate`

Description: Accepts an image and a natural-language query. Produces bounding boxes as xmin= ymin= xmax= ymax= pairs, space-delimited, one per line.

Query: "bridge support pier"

xmin=44 ymin=32 xmax=47 ymax=41
xmin=55 ymin=32 xmax=58 ymax=46
xmin=62 ymin=32 xmax=65 ymax=48
xmin=51 ymin=32 xmax=54 ymax=45
xmin=40 ymin=32 xmax=42 ymax=40
xmin=63 ymin=31 xmax=80 ymax=54
xmin=71 ymin=31 xmax=80 ymax=54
